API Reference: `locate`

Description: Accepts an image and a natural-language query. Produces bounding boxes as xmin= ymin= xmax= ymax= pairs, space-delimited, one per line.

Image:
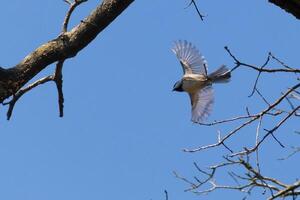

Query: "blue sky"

xmin=0 ymin=0 xmax=299 ymax=199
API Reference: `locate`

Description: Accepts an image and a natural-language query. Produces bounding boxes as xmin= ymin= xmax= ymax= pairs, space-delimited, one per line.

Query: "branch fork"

xmin=0 ymin=0 xmax=134 ymax=119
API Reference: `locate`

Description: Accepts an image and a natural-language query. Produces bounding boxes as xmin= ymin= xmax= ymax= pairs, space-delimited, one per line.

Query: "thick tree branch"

xmin=0 ymin=0 xmax=134 ymax=117
xmin=269 ymin=0 xmax=300 ymax=20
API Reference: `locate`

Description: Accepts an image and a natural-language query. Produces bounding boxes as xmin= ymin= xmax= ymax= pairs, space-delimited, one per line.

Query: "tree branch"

xmin=3 ymin=76 xmax=54 ymax=120
xmin=62 ymin=0 xmax=88 ymax=33
xmin=186 ymin=0 xmax=205 ymax=21
xmin=269 ymin=0 xmax=300 ymax=20
xmin=0 ymin=0 xmax=134 ymax=118
xmin=179 ymin=47 xmax=300 ymax=198
xmin=268 ymin=181 xmax=300 ymax=200
xmin=54 ymin=60 xmax=65 ymax=117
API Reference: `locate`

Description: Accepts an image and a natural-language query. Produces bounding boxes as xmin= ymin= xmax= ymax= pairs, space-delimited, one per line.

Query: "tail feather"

xmin=208 ymin=65 xmax=231 ymax=83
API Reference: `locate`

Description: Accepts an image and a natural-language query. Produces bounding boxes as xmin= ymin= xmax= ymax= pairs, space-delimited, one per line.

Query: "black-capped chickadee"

xmin=172 ymin=40 xmax=231 ymax=123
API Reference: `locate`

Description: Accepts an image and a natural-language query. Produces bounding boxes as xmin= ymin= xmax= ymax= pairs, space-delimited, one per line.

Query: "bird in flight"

xmin=172 ymin=40 xmax=231 ymax=123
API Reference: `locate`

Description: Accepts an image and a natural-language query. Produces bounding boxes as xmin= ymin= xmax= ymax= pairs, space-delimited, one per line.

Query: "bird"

xmin=172 ymin=40 xmax=231 ymax=123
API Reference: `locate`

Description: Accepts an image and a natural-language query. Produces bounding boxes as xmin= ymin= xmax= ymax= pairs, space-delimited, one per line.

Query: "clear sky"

xmin=0 ymin=0 xmax=299 ymax=199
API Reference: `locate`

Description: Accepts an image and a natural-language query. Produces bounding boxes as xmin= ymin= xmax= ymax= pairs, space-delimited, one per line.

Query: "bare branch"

xmin=176 ymin=155 xmax=300 ymax=198
xmin=248 ymin=52 xmax=271 ymax=97
xmin=62 ymin=0 xmax=88 ymax=33
xmin=186 ymin=0 xmax=205 ymax=21
xmin=164 ymin=190 xmax=168 ymax=200
xmin=63 ymin=0 xmax=72 ymax=5
xmin=269 ymin=0 xmax=300 ymax=20
xmin=183 ymin=116 xmax=259 ymax=153
xmin=278 ymin=146 xmax=300 ymax=160
xmin=180 ymin=47 xmax=300 ymax=198
xmin=198 ymin=114 xmax=257 ymax=126
xmin=232 ymin=105 xmax=300 ymax=156
xmin=255 ymin=116 xmax=262 ymax=173
xmin=185 ymin=82 xmax=300 ymax=154
xmin=225 ymin=46 xmax=300 ymax=74
xmin=0 ymin=0 xmax=134 ymax=118
xmin=54 ymin=60 xmax=65 ymax=117
xmin=268 ymin=181 xmax=300 ymax=200
xmin=3 ymin=60 xmax=67 ymax=119
xmin=3 ymin=76 xmax=53 ymax=120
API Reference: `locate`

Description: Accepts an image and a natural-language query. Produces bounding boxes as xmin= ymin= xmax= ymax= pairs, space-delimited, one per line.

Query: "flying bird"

xmin=172 ymin=40 xmax=231 ymax=123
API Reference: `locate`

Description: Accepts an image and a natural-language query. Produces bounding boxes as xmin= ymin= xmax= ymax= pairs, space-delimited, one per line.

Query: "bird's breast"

xmin=181 ymin=74 xmax=208 ymax=93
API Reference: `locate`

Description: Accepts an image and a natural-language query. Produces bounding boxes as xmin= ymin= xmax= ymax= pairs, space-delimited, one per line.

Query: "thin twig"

xmin=62 ymin=0 xmax=88 ymax=33
xmin=3 ymin=76 xmax=53 ymax=120
xmin=164 ymin=190 xmax=168 ymax=200
xmin=54 ymin=60 xmax=65 ymax=117
xmin=225 ymin=46 xmax=300 ymax=74
xmin=3 ymin=59 xmax=69 ymax=119
xmin=278 ymin=146 xmax=300 ymax=160
xmin=255 ymin=116 xmax=262 ymax=173
xmin=255 ymin=88 xmax=270 ymax=106
xmin=186 ymin=0 xmax=205 ymax=21
xmin=183 ymin=116 xmax=259 ymax=153
xmin=231 ymin=105 xmax=300 ymax=157
xmin=198 ymin=114 xmax=257 ymax=126
xmin=249 ymin=53 xmax=271 ymax=97
xmin=269 ymin=53 xmax=293 ymax=70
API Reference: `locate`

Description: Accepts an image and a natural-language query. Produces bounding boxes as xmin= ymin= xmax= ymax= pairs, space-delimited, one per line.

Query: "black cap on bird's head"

xmin=173 ymin=80 xmax=184 ymax=92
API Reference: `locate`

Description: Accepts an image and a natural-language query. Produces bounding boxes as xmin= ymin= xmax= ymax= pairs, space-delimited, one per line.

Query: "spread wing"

xmin=189 ymin=86 xmax=214 ymax=123
xmin=172 ymin=40 xmax=208 ymax=75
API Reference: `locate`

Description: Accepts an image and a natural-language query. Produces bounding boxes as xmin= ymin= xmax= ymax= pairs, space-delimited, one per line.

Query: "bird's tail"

xmin=208 ymin=65 xmax=231 ymax=83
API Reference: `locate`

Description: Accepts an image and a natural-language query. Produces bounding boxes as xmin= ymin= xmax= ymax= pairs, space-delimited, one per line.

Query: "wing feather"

xmin=172 ymin=40 xmax=208 ymax=75
xmin=189 ymin=86 xmax=214 ymax=123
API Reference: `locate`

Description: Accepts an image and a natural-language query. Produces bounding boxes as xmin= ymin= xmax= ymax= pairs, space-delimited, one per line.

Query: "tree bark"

xmin=269 ymin=0 xmax=300 ymax=20
xmin=0 ymin=0 xmax=134 ymax=102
